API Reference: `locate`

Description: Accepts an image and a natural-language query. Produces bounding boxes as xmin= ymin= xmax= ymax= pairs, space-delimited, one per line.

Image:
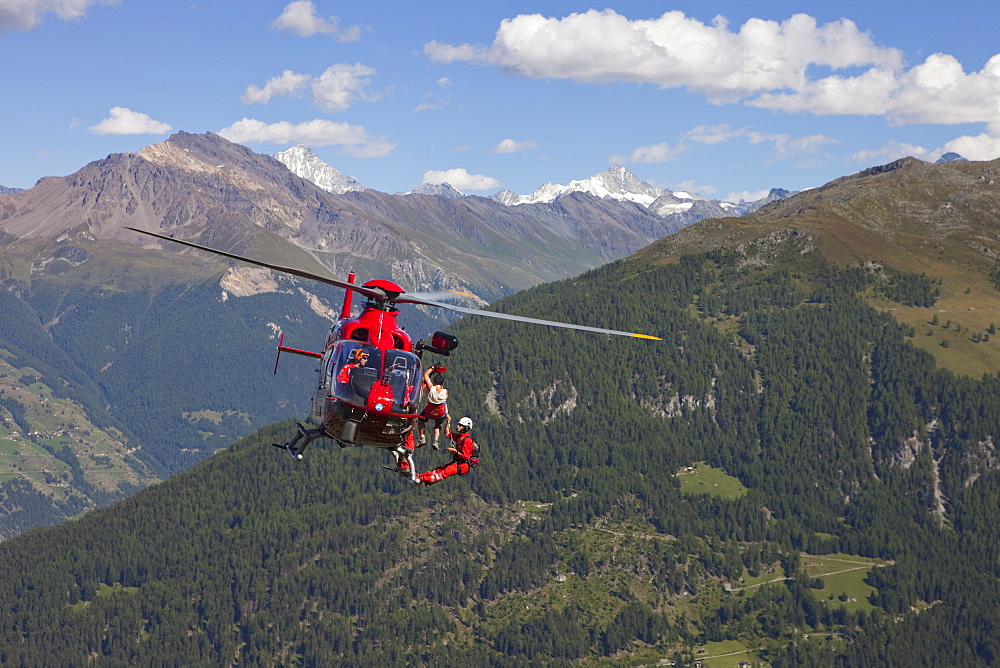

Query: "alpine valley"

xmin=0 ymin=131 xmax=784 ymax=538
xmin=0 ymin=135 xmax=999 ymax=665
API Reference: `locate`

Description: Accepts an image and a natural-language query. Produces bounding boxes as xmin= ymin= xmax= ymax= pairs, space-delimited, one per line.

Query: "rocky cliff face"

xmin=0 ymin=132 xmax=324 ymax=246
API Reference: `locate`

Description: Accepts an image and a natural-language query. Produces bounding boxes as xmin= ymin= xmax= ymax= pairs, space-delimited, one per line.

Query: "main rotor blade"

xmin=399 ymin=288 xmax=475 ymax=303
xmin=126 ymin=227 xmax=661 ymax=340
xmin=405 ymin=296 xmax=663 ymax=340
xmin=124 ymin=227 xmax=387 ymax=300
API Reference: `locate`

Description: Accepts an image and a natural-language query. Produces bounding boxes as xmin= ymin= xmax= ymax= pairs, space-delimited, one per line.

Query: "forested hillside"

xmin=0 ymin=237 xmax=996 ymax=665
xmin=0 ymin=130 xmax=684 ymax=538
xmin=0 ymin=248 xmax=448 ymax=537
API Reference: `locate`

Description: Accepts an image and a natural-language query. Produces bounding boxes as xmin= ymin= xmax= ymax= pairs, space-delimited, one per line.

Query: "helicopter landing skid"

xmin=273 ymin=423 xmax=324 ymax=460
xmin=329 ymin=435 xmax=359 ymax=449
xmin=383 ymin=465 xmax=420 ymax=484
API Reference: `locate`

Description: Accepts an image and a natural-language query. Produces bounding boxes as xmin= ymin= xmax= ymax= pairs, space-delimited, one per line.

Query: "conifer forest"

xmin=0 ymin=242 xmax=998 ymax=666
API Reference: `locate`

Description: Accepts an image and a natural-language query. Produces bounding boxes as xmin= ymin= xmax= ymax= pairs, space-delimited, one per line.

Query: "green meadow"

xmin=677 ymin=461 xmax=748 ymax=499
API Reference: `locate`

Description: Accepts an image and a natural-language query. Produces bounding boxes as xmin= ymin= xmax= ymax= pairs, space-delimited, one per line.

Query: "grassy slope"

xmin=634 ymin=157 xmax=1000 ymax=377
xmin=0 ymin=351 xmax=160 ymax=532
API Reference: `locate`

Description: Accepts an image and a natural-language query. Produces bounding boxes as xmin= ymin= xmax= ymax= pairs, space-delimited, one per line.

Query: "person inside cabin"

xmin=416 ymin=364 xmax=449 ymax=450
xmin=337 ymin=347 xmax=368 ymax=385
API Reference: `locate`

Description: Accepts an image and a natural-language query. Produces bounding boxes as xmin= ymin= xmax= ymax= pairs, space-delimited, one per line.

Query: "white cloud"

xmin=426 ymin=10 xmax=901 ymax=104
xmin=749 ymin=64 xmax=899 ymax=117
xmin=683 ymin=124 xmax=839 ymax=161
xmin=670 ymin=179 xmax=716 ymax=195
xmin=347 ymin=138 xmax=397 ymax=159
xmin=271 ymin=0 xmax=360 ymax=41
xmin=311 ymin=63 xmax=381 ymax=111
xmin=242 ymin=64 xmax=381 ymax=112
xmin=684 ymin=124 xmax=747 ymax=144
xmin=610 ymin=142 xmax=684 ymax=164
xmin=425 ymin=9 xmax=1000 ymax=131
xmin=492 ymin=138 xmax=536 ymax=154
xmin=423 ymin=40 xmax=488 ymax=64
xmin=422 ymin=168 xmax=500 ymax=191
xmin=746 ymin=131 xmax=839 ymax=166
xmin=733 ymin=44 xmax=1000 ymax=128
xmin=0 ymin=0 xmax=115 ymax=34
xmin=218 ymin=118 xmax=394 ymax=157
xmin=851 ymin=141 xmax=933 ymax=165
xmin=941 ymin=132 xmax=1000 ymax=161
xmin=89 ymin=107 xmax=171 ymax=135
xmin=888 ymin=53 xmax=1000 ymax=126
xmin=853 ymin=130 xmax=1000 ymax=165
xmin=413 ymin=78 xmax=453 ymax=112
xmin=612 ymin=124 xmax=837 ymax=168
xmin=241 ymin=70 xmax=311 ymax=104
xmin=725 ymin=189 xmax=773 ymax=203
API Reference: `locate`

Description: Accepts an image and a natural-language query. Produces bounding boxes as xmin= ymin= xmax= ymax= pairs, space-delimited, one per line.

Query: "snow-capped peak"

xmin=398 ymin=182 xmax=466 ymax=198
xmin=936 ymin=152 xmax=969 ymax=164
xmin=493 ymin=165 xmax=668 ymax=207
xmin=273 ymin=145 xmax=365 ymax=194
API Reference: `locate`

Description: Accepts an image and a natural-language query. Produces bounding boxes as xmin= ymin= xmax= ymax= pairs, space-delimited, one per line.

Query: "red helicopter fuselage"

xmin=276 ymin=274 xmax=454 ymax=450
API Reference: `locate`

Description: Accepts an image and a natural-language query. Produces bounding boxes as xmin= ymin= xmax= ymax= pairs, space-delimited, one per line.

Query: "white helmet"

xmin=457 ymin=416 xmax=473 ymax=430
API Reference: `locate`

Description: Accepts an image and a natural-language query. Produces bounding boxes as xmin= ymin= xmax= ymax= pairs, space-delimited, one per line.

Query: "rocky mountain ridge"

xmin=272 ymin=148 xmax=795 ymax=227
xmin=0 ymin=131 xmax=684 ymax=302
xmin=0 ymin=130 xmax=692 ymax=535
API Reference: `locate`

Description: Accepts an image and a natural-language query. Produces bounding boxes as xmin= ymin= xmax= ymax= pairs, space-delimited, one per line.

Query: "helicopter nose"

xmin=367 ymin=382 xmax=396 ymax=414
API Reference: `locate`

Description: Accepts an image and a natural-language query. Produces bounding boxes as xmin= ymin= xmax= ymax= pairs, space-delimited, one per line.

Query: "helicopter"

xmin=125 ymin=227 xmax=661 ymax=474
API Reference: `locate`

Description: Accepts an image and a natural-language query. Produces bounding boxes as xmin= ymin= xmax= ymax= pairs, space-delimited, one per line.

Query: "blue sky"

xmin=3 ymin=1 xmax=1000 ymax=202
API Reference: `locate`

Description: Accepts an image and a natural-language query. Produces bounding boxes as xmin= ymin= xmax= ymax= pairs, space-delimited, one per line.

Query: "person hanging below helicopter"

xmin=414 ymin=416 xmax=480 ymax=486
xmin=391 ymin=430 xmax=418 ymax=482
xmin=416 ymin=364 xmax=449 ymax=450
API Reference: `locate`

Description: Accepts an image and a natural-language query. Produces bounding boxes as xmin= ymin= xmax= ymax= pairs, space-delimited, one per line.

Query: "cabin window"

xmin=330 ymin=342 xmax=381 ymax=405
xmin=383 ymin=350 xmax=421 ymax=413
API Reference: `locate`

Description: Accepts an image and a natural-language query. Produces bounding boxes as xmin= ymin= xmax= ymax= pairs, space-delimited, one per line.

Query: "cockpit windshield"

xmin=383 ymin=350 xmax=421 ymax=414
xmin=328 ymin=342 xmax=421 ymax=414
xmin=329 ymin=342 xmax=382 ymax=406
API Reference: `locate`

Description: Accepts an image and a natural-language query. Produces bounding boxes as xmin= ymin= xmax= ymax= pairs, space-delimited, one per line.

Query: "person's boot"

xmin=394 ymin=447 xmax=416 ymax=481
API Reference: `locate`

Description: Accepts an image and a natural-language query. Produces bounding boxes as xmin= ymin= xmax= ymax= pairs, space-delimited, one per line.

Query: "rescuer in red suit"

xmin=416 ymin=364 xmax=449 ymax=450
xmin=337 ymin=348 xmax=368 ymax=384
xmin=415 ymin=416 xmax=479 ymax=485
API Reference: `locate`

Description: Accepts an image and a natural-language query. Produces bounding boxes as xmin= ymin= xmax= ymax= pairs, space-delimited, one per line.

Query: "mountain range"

xmin=0 ymin=131 xmax=689 ymax=537
xmin=1 ymin=132 xmax=689 ymax=302
xmin=0 ymin=149 xmax=997 ymax=664
xmin=272 ymin=144 xmax=794 ymax=223
xmin=0 ymin=131 xmax=994 ymax=542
